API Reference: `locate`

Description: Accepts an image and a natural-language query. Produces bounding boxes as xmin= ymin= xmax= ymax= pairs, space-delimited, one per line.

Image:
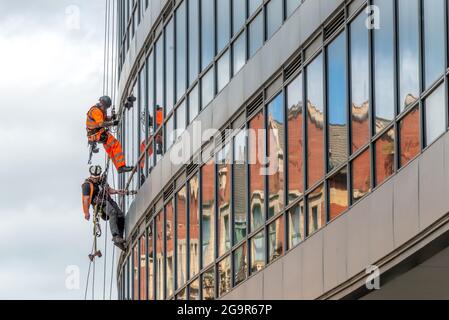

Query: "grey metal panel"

xmin=282 ymin=245 xmax=303 ymax=300
xmin=161 ymin=153 xmax=173 ymax=184
xmin=244 ymin=272 xmax=264 ymax=300
xmin=262 ymin=259 xmax=283 ymax=300
xmin=393 ymin=160 xmax=420 ymax=248
xmin=323 ymin=214 xmax=348 ymax=292
xmin=419 ymin=137 xmax=447 ymax=230
xmin=301 ymin=232 xmax=324 ymax=299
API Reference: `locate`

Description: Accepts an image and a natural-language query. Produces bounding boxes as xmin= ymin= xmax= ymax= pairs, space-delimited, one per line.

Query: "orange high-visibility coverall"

xmin=86 ymin=106 xmax=126 ymax=170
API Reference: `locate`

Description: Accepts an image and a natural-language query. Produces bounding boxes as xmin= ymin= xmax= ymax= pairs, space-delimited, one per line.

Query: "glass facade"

xmin=118 ymin=0 xmax=449 ymax=300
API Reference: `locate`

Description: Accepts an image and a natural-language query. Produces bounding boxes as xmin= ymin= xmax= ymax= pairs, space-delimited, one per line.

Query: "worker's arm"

xmin=82 ymin=196 xmax=91 ymax=221
xmin=90 ymin=108 xmax=119 ymax=128
xmin=108 ymin=186 xmax=137 ymax=196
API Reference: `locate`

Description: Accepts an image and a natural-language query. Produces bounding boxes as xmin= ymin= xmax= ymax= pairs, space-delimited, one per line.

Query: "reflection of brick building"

xmin=287 ymin=102 xmax=304 ymax=198
xmin=307 ymin=101 xmax=324 ymax=186
xmin=351 ymin=101 xmax=370 ymax=152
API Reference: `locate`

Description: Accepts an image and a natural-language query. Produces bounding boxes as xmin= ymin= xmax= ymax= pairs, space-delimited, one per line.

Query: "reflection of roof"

xmin=307 ymin=101 xmax=324 ymax=128
xmin=328 ymin=124 xmax=347 ymax=167
xmin=352 ymin=101 xmax=369 ymax=122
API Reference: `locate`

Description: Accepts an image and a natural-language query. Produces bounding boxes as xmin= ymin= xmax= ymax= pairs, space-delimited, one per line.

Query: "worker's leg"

xmin=105 ymin=199 xmax=123 ymax=238
xmin=102 ymin=132 xmax=126 ymax=170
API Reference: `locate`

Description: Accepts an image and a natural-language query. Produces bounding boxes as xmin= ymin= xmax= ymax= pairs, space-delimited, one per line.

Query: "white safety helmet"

xmin=89 ymin=165 xmax=102 ymax=177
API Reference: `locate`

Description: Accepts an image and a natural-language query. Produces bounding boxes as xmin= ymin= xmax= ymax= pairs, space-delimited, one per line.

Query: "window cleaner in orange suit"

xmin=86 ymin=96 xmax=133 ymax=174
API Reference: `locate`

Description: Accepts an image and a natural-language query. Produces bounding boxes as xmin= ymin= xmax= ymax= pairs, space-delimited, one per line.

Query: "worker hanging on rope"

xmin=81 ymin=165 xmax=137 ymax=251
xmin=86 ymin=96 xmax=133 ymax=174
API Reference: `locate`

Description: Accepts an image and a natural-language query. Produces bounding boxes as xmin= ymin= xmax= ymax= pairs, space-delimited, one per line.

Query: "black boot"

xmin=117 ymin=166 xmax=133 ymax=174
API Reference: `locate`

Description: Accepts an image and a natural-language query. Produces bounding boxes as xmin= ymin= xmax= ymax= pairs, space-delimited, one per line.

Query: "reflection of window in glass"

xmin=286 ymin=0 xmax=301 ymax=17
xmin=128 ymin=255 xmax=132 ymax=300
xmin=147 ymin=223 xmax=154 ymax=300
xmin=133 ymin=245 xmax=138 ymax=300
xmin=165 ymin=18 xmax=174 ymax=114
xmin=373 ymin=0 xmax=394 ymax=133
xmin=217 ymin=0 xmax=231 ymax=53
xmin=147 ymin=52 xmax=154 ymax=134
xmin=217 ymin=50 xmax=230 ymax=92
xmin=287 ymin=74 xmax=304 ymax=202
xmin=398 ymin=0 xmax=419 ymax=111
xmin=139 ymin=235 xmax=147 ymax=300
xmin=218 ymin=145 xmax=232 ymax=257
xmin=249 ymin=0 xmax=262 ymax=16
xmin=249 ymin=111 xmax=265 ymax=231
xmin=165 ymin=116 xmax=174 ymax=151
xmin=188 ymin=0 xmax=199 ymax=85
xmin=189 ymin=175 xmax=200 ymax=278
xmin=176 ymin=101 xmax=186 ymax=139
xmin=188 ymin=84 xmax=199 ymax=123
xmin=166 ymin=201 xmax=174 ymax=298
xmin=234 ymin=130 xmax=247 ymax=244
xmin=266 ymin=0 xmax=283 ymax=40
xmin=218 ymin=256 xmax=231 ymax=297
xmin=251 ymin=231 xmax=265 ymax=274
xmin=351 ymin=150 xmax=371 ymax=203
xmin=176 ymin=187 xmax=187 ymax=289
xmin=327 ymin=32 xmax=347 ymax=171
xmin=202 ymin=267 xmax=215 ymax=300
xmin=201 ymin=0 xmax=214 ymax=70
xmin=306 ymin=54 xmax=324 ymax=187
xmin=425 ymin=85 xmax=446 ymax=146
xmin=201 ymin=161 xmax=215 ymax=268
xmin=233 ymin=243 xmax=248 ymax=286
xmin=307 ymin=184 xmax=325 ymax=235
xmin=424 ymin=0 xmax=445 ymax=90
xmin=232 ymin=0 xmax=246 ymax=35
xmin=249 ymin=12 xmax=263 ymax=58
xmin=233 ymin=32 xmax=246 ymax=75
xmin=189 ymin=278 xmax=200 ymax=300
xmin=155 ymin=128 xmax=164 ymax=163
xmin=400 ymin=106 xmax=420 ymax=167
xmin=350 ymin=13 xmax=369 ymax=153
xmin=155 ymin=211 xmax=165 ymax=300
xmin=375 ymin=127 xmax=395 ymax=186
xmin=267 ymin=93 xmax=285 ymax=219
xmin=268 ymin=216 xmax=284 ymax=263
xmin=176 ymin=2 xmax=187 ymax=102
xmin=201 ymin=68 xmax=214 ymax=109
xmin=288 ymin=201 xmax=304 ymax=249
xmin=328 ymin=167 xmax=348 ymax=221
xmin=139 ymin=66 xmax=147 ymax=173
xmin=177 ymin=288 xmax=187 ymax=300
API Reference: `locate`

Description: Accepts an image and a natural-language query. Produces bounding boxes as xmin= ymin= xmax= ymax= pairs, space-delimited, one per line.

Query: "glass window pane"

xmin=155 ymin=211 xmax=165 ymax=300
xmin=350 ymin=13 xmax=370 ymax=153
xmin=189 ymin=175 xmax=200 ymax=278
xmin=176 ymin=2 xmax=187 ymax=102
xmin=251 ymin=231 xmax=265 ymax=273
xmin=306 ymin=54 xmax=324 ymax=187
xmin=327 ymin=32 xmax=348 ymax=171
xmin=165 ymin=18 xmax=175 ymax=113
xmin=147 ymin=224 xmax=154 ymax=300
xmin=232 ymin=0 xmax=246 ymax=35
xmin=287 ymin=74 xmax=304 ymax=202
xmin=373 ymin=0 xmax=395 ymax=133
xmin=288 ymin=201 xmax=304 ymax=249
xmin=249 ymin=111 xmax=265 ymax=231
xmin=166 ymin=201 xmax=175 ymax=298
xmin=217 ymin=50 xmax=231 ymax=92
xmin=165 ymin=115 xmax=174 ymax=151
xmin=147 ymin=52 xmax=155 ymax=132
xmin=267 ymin=93 xmax=285 ymax=219
xmin=201 ymin=0 xmax=215 ymax=70
xmin=133 ymin=245 xmax=138 ymax=300
xmin=218 ymin=256 xmax=231 ymax=297
xmin=189 ymin=0 xmax=200 ymax=85
xmin=189 ymin=278 xmax=200 ymax=300
xmin=139 ymin=235 xmax=147 ymax=300
xmin=233 ymin=243 xmax=248 ymax=286
xmin=176 ymin=101 xmax=186 ymax=139
xmin=400 ymin=106 xmax=420 ymax=167
xmin=249 ymin=0 xmax=263 ymax=16
xmin=201 ymin=67 xmax=214 ymax=109
xmin=234 ymin=129 xmax=248 ymax=244
xmin=351 ymin=149 xmax=371 ymax=203
xmin=375 ymin=127 xmax=395 ymax=186
xmin=139 ymin=66 xmax=147 ymax=164
xmin=177 ymin=288 xmax=187 ymax=300
xmin=202 ymin=267 xmax=215 ymax=300
xmin=155 ymin=127 xmax=164 ymax=163
xmin=398 ymin=0 xmax=419 ymax=111
xmin=176 ymin=187 xmax=188 ymax=289
xmin=249 ymin=12 xmax=264 ymax=58
xmin=424 ymin=0 xmax=445 ymax=89
xmin=307 ymin=184 xmax=325 ymax=235
xmin=266 ymin=0 xmax=283 ymax=40
xmin=201 ymin=160 xmax=215 ymax=268
xmin=217 ymin=0 xmax=231 ymax=53
xmin=233 ymin=32 xmax=246 ymax=75
xmin=286 ymin=0 xmax=301 ymax=17
xmin=189 ymin=84 xmax=199 ymax=123
xmin=328 ymin=167 xmax=348 ymax=220
xmin=155 ymin=36 xmax=164 ymax=115
xmin=218 ymin=145 xmax=232 ymax=257
xmin=268 ymin=216 xmax=285 ymax=263
xmin=425 ymin=85 xmax=446 ymax=146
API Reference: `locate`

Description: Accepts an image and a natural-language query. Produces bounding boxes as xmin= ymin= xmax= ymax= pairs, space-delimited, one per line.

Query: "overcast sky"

xmin=0 ymin=0 xmax=117 ymax=299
